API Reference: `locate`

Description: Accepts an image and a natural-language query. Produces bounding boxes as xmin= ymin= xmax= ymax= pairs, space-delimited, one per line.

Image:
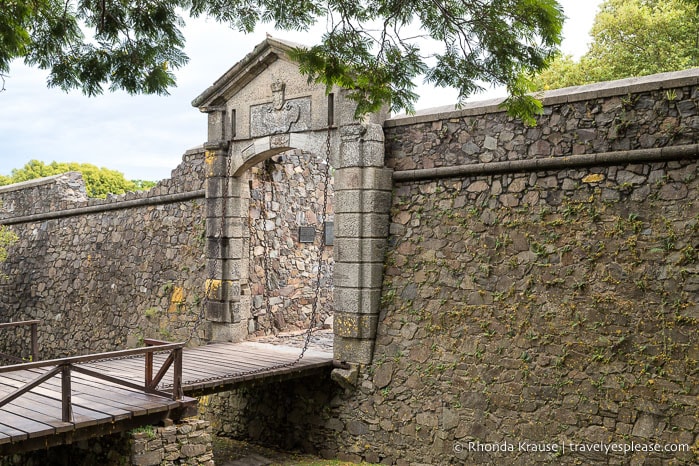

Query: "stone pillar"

xmin=333 ymin=123 xmax=392 ymax=365
xmin=204 ymin=142 xmax=250 ymax=342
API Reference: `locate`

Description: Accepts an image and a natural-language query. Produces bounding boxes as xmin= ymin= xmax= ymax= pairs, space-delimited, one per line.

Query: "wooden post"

xmin=145 ymin=351 xmax=153 ymax=391
xmin=172 ymin=347 xmax=183 ymax=401
xmin=30 ymin=322 xmax=38 ymax=362
xmin=61 ymin=364 xmax=72 ymax=422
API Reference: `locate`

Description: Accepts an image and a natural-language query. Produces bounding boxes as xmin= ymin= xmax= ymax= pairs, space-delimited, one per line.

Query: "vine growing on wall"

xmin=0 ymin=225 xmax=18 ymax=280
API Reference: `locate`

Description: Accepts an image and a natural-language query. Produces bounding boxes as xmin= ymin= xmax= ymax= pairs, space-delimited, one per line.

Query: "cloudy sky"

xmin=0 ymin=1 xmax=602 ymax=182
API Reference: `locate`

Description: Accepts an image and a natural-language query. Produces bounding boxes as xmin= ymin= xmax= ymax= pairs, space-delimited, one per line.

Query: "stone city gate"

xmin=192 ymin=37 xmax=392 ymax=367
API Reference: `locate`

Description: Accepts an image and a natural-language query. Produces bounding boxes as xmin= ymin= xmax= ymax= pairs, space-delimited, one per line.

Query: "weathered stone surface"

xmin=373 ymin=361 xmax=394 ymax=389
xmin=347 ymin=420 xmax=369 ymax=436
xmin=0 ymin=419 xmax=212 ymax=466
xmin=132 ymin=451 xmax=162 ymax=466
xmin=0 ymin=150 xmax=208 ymax=356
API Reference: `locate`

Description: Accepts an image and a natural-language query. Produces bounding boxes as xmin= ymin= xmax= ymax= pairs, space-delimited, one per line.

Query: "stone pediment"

xmin=192 ymin=36 xmax=351 ymax=143
xmin=192 ymin=36 xmax=301 ymax=111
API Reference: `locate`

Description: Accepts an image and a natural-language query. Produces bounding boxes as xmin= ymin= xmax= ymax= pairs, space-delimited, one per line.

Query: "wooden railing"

xmin=0 ymin=340 xmax=184 ymax=422
xmin=0 ymin=320 xmax=39 ymax=363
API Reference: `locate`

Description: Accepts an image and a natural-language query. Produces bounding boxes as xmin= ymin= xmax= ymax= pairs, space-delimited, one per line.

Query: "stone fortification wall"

xmin=306 ymin=71 xmax=699 ymax=464
xmin=0 ymin=149 xmax=208 ymax=359
xmin=0 ymin=142 xmax=334 ymax=359
xmin=0 ymin=418 xmax=213 ymax=466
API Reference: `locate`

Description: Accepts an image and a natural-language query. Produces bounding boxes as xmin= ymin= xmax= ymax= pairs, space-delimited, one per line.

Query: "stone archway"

xmin=193 ymin=36 xmax=392 ymax=367
xmin=203 ymin=123 xmax=392 ymax=368
xmin=203 ymin=132 xmax=336 ymax=344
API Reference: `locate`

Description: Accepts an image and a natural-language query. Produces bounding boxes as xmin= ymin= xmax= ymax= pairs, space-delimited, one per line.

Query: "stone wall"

xmin=248 ymin=150 xmax=334 ymax=335
xmin=0 ymin=149 xmax=208 ymax=359
xmin=300 ymin=71 xmax=699 ymax=464
xmin=131 ymin=419 xmax=213 ymax=466
xmin=0 ymin=142 xmax=334 ymax=359
xmin=0 ymin=419 xmax=212 ymax=466
xmin=198 ymin=374 xmax=336 ymax=454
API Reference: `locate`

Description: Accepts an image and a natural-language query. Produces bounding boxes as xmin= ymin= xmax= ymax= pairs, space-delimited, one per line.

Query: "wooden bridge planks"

xmin=0 ymin=341 xmax=333 ymax=452
xmin=176 ymin=342 xmax=334 ymax=394
xmin=78 ymin=342 xmax=333 ymax=394
xmin=0 ymin=366 xmax=196 ymax=448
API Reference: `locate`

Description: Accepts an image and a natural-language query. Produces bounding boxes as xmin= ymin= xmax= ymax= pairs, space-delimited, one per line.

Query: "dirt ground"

xmin=213 ymin=437 xmax=379 ymax=465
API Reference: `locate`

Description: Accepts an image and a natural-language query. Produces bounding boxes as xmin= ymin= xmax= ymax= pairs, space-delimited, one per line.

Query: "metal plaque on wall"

xmin=298 ymin=226 xmax=316 ymax=243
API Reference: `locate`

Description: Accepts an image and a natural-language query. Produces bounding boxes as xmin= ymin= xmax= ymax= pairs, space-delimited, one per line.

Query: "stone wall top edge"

xmin=385 ymin=68 xmax=699 ymax=128
xmin=0 ymin=173 xmax=74 ymax=194
xmin=1 ymin=147 xmax=205 ymax=221
xmin=184 ymin=145 xmax=205 ymax=156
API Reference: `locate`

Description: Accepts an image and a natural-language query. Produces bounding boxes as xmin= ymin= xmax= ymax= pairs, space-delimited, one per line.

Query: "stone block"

xmin=335 ymin=213 xmax=390 ymax=238
xmin=209 ymin=322 xmax=234 ymax=342
xmin=223 ymin=239 xmax=244 ymax=260
xmin=334 ymin=237 xmax=387 ymax=263
xmin=131 ymin=450 xmax=162 ymax=466
xmin=206 ymin=301 xmax=230 ymax=323
xmin=334 ymin=287 xmax=382 ymax=315
xmin=181 ymin=444 xmax=207 ymax=457
xmin=204 ymin=279 xmax=241 ymax=301
xmin=205 ymin=217 xmax=221 ymax=238
xmin=206 ymin=111 xmax=226 ymax=143
xmin=204 ymin=279 xmax=223 ymax=300
xmin=338 ymin=123 xmax=386 ymax=168
xmin=233 ymin=257 xmax=250 ymax=283
xmin=207 ymin=238 xmax=244 ymax=260
xmin=334 ymin=336 xmax=376 ymax=364
xmin=203 ymin=150 xmax=228 ymax=176
xmin=335 ymin=167 xmax=393 ymax=191
xmin=230 ymin=296 xmax=251 ymax=325
xmin=338 ymin=144 xmax=386 ymax=168
xmin=334 ymin=262 xmax=384 ymax=289
xmin=339 ymin=137 xmax=363 ymax=167
xmin=204 ymin=176 xmax=226 ymax=199
xmin=207 ymin=239 xmax=223 ymax=261
xmin=227 ymin=177 xmax=250 ymax=198
xmin=224 ymin=198 xmax=249 ymax=218
xmin=205 ymin=197 xmax=224 ymax=218
xmin=334 ymin=311 xmax=379 ymax=338
xmin=334 ymin=190 xmax=392 ymax=214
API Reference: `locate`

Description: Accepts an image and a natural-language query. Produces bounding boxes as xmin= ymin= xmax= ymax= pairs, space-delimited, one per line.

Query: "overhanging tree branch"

xmin=1 ymin=0 xmax=564 ymax=119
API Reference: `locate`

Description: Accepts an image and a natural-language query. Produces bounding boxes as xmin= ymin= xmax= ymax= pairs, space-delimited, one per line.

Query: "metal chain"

xmin=260 ymin=159 xmax=274 ymax=328
xmin=159 ymin=127 xmax=333 ymax=390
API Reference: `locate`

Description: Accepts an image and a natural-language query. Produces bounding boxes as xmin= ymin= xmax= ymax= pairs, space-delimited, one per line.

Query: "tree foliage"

xmin=0 ymin=0 xmax=564 ymax=117
xmin=0 ymin=160 xmax=156 ymax=198
xmin=534 ymin=0 xmax=699 ymax=90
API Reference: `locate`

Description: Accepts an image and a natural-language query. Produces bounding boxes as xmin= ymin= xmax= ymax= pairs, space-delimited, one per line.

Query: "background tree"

xmin=534 ymin=0 xmax=699 ymax=90
xmin=0 ymin=0 xmax=564 ymax=121
xmin=0 ymin=160 xmax=156 ymax=198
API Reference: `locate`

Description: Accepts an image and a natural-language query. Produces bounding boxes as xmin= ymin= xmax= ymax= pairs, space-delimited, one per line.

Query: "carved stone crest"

xmin=250 ymin=79 xmax=310 ymax=138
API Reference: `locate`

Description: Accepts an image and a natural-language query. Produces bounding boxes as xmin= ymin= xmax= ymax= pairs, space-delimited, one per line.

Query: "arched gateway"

xmin=192 ymin=37 xmax=392 ymax=368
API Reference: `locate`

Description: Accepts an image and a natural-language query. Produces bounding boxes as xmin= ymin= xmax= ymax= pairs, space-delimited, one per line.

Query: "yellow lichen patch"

xmin=204 ymin=279 xmax=222 ymax=299
xmin=582 ymin=173 xmax=605 ymax=183
xmin=205 ymin=151 xmax=216 ymax=176
xmin=168 ymin=286 xmax=185 ymax=313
